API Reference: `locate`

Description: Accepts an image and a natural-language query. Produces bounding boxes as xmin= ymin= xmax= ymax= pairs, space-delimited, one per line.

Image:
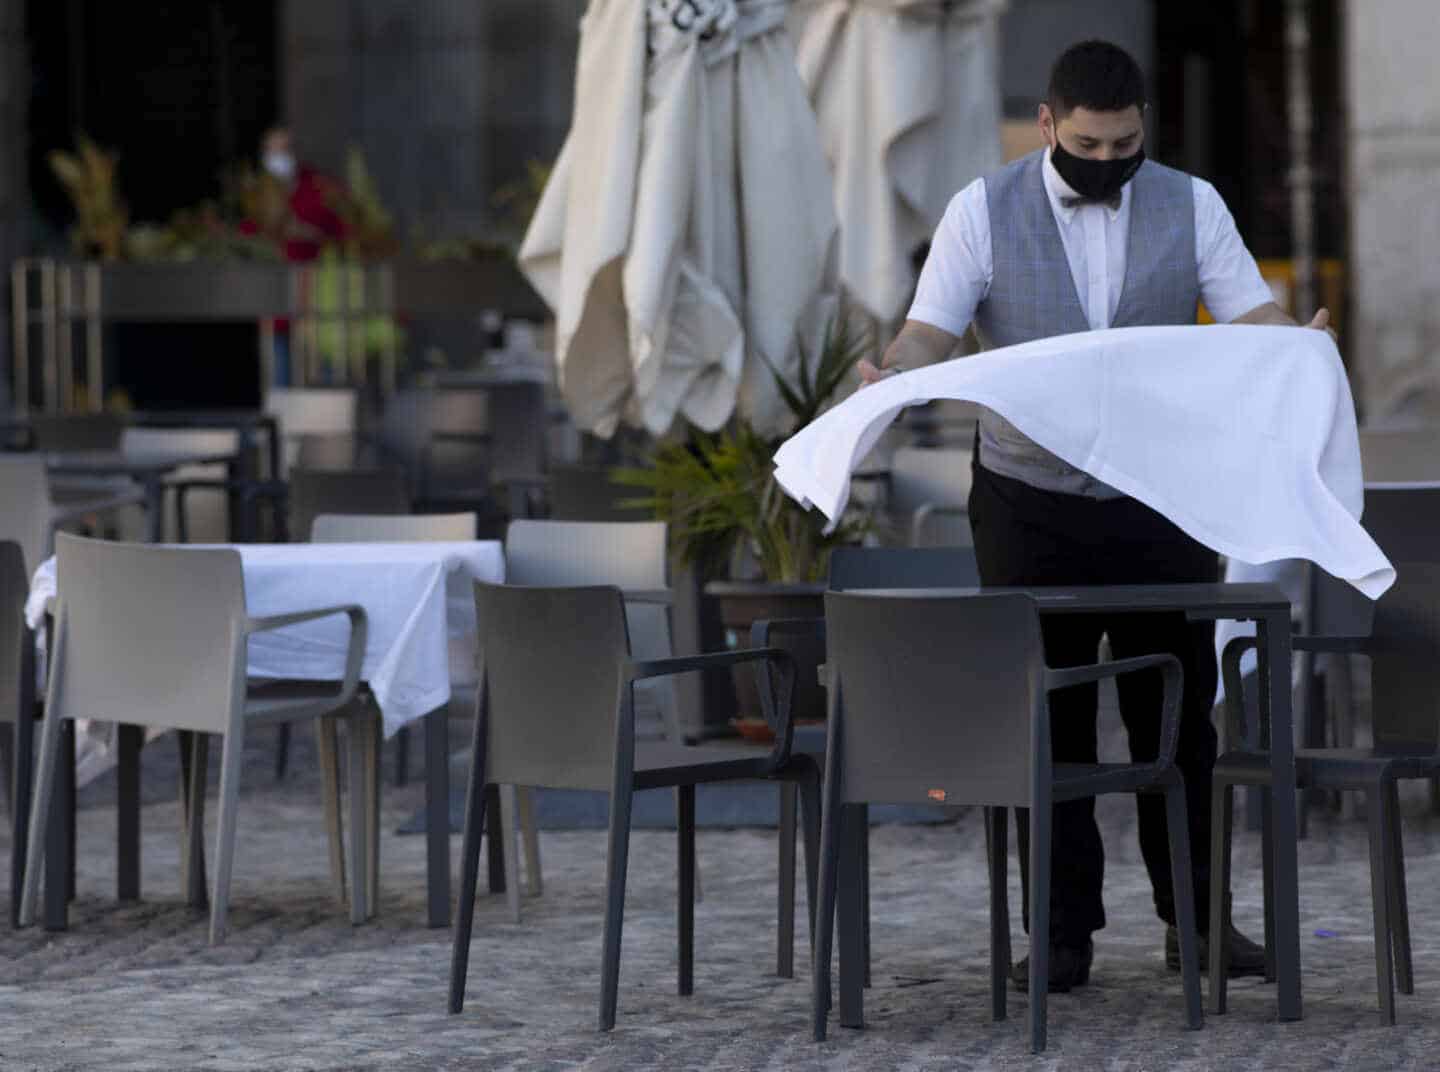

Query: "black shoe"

xmin=1165 ymin=924 xmax=1267 ymax=978
xmin=1010 ymin=940 xmax=1093 ymax=993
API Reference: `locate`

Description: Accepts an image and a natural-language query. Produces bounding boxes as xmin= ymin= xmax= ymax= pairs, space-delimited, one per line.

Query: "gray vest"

xmin=972 ymin=150 xmax=1200 ymax=498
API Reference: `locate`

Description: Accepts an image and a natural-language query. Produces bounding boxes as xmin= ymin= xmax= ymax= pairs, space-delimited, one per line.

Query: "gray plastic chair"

xmin=448 ymin=581 xmax=820 ymax=1031
xmin=546 ymin=464 xmax=653 ymax=522
xmin=18 ymin=533 xmax=373 ymax=944
xmin=817 ymin=590 xmax=1201 ymax=1053
xmin=498 ymin=520 xmax=676 ymax=919
xmin=754 ymin=545 xmax=985 ymax=982
xmin=0 ymin=454 xmax=146 ymax=571
xmin=0 ymin=541 xmax=37 ymax=928
xmin=309 ymin=510 xmax=478 ymax=904
xmin=1212 ymin=559 xmax=1440 ymax=1025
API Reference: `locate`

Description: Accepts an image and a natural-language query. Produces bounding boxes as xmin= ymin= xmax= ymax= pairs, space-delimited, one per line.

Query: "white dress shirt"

xmin=907 ymin=148 xmax=1276 ymax=337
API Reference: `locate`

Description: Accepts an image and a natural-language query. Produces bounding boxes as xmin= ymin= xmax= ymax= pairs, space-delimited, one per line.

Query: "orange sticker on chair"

xmin=927 ymin=789 xmax=947 ymax=802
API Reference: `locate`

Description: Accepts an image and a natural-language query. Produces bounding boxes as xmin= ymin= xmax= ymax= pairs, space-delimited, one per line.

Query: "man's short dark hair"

xmin=1046 ymin=40 xmax=1146 ymax=118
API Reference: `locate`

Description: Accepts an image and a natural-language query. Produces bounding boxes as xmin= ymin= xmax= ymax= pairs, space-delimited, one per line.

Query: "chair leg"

xmin=208 ymin=725 xmax=247 ymax=945
xmin=811 ymin=785 xmax=841 ymax=1041
xmin=449 ymin=706 xmax=489 ymax=1015
xmin=315 ymin=716 xmax=347 ymax=906
xmin=677 ymin=783 xmax=695 ymax=997
xmin=798 ymin=771 xmax=822 ymax=958
xmin=518 ymin=786 xmax=542 ymax=896
xmin=1260 ymin=789 xmax=1276 ymax=983
xmin=599 ymin=785 xmax=635 ymax=1032
xmin=860 ymin=804 xmax=872 ymax=990
xmin=1332 ymin=656 xmax=1358 ymax=822
xmin=366 ymin=709 xmax=381 ymax=917
xmin=1028 ymin=798 xmax=1051 ymax=1054
xmin=499 ymin=784 xmax=522 ymax=923
xmin=116 ymin=724 xmax=142 ymax=902
xmin=17 ymin=706 xmax=64 ymax=928
xmin=183 ymin=733 xmax=210 ymax=909
xmin=837 ymin=804 xmax=866 ymax=1029
xmin=986 ymin=805 xmax=1009 ymax=1022
xmin=1208 ymin=779 xmax=1234 ymax=1015
xmin=274 ymin=721 xmax=290 ymax=781
xmin=9 ymin=702 xmax=35 ymax=930
xmin=777 ymin=781 xmax=798 ymax=979
xmin=1163 ymin=780 xmax=1204 ymax=1029
xmin=63 ymin=721 xmax=76 ymax=904
xmin=344 ymin=713 xmax=369 ymax=925
xmin=1365 ymin=786 xmax=1396 ymax=1025
xmin=485 ymin=784 xmax=505 ymax=894
xmin=393 ymin=724 xmax=410 ymax=788
xmin=1384 ymin=780 xmax=1413 ymax=996
xmin=49 ymin=721 xmax=75 ymax=924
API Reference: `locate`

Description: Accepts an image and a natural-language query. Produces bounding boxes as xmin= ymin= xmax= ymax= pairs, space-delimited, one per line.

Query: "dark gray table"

xmin=836 ymin=582 xmax=1302 ymax=1023
xmin=45 ymin=448 xmax=240 ymax=543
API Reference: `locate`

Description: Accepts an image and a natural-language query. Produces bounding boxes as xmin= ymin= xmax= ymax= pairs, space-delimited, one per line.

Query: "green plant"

xmin=48 ymin=135 xmax=128 ymax=260
xmin=614 ymin=313 xmax=875 ymax=583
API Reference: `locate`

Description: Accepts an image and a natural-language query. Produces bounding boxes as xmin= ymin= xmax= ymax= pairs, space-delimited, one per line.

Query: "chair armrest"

xmin=630 ymin=647 xmax=799 ymax=764
xmin=1045 ymin=653 xmax=1176 ymax=691
xmin=748 ymin=616 xmax=824 ymax=646
xmin=1220 ymin=636 xmax=1257 ymax=748
xmin=245 ymin=604 xmax=368 ymax=710
xmin=1048 ymin=653 xmax=1184 ymax=765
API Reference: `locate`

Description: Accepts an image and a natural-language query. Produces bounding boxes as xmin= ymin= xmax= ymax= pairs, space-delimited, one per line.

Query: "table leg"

xmin=1260 ymin=610 xmax=1303 ymax=1021
xmin=144 ymin=478 xmax=164 ymax=543
xmin=117 ymin=723 xmax=142 ymax=901
xmin=424 ymin=706 xmax=451 ymax=928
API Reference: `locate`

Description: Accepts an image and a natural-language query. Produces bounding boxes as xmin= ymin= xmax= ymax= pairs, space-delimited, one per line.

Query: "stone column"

xmin=1345 ymin=0 xmax=1440 ymax=423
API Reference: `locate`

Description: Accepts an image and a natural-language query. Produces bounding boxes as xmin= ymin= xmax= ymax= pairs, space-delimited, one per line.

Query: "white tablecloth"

xmin=28 ymin=541 xmax=505 ymax=738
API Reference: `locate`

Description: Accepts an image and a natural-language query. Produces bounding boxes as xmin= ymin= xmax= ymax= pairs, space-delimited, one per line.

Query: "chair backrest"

xmin=27 ymin=412 xmax=124 ymax=452
xmin=1363 ymin=485 xmax=1440 ymax=564
xmin=828 ymin=546 xmax=981 ymax=590
xmin=0 ymin=540 xmax=27 ymax=726
xmin=0 ymin=454 xmax=59 ymax=573
xmin=504 ymin=520 xmax=676 ymax=736
xmin=265 ymin=387 xmax=358 ymax=475
xmin=889 ymin=446 xmax=973 ymax=545
xmin=310 ymin=512 xmax=476 ymax=543
xmin=289 ymin=467 xmax=410 ymax=543
xmin=49 ymin=533 xmax=245 ymax=733
xmin=475 ymin=581 xmax=630 ymax=792
xmin=1359 ymin=427 xmax=1440 ymax=484
xmin=825 ymin=591 xmax=1045 ymax=808
xmin=547 ymin=464 xmax=653 ymax=522
xmin=1369 ymin=561 xmax=1440 ymax=755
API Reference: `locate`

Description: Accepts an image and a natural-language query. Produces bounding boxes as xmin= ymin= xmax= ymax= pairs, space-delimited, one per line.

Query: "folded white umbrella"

xmin=773 ymin=325 xmax=1394 ymax=598
xmin=789 ymin=0 xmax=1006 ymax=325
xmin=521 ymin=0 xmax=839 ymax=439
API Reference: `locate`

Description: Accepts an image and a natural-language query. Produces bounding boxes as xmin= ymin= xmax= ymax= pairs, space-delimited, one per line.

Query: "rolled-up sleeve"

xmin=1193 ymin=178 xmax=1276 ymax=323
xmin=906 ymin=178 xmax=992 ymax=338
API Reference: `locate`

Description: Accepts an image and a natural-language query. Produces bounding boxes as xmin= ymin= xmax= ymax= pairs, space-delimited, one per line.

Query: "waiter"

xmin=859 ymin=40 xmax=1331 ymax=993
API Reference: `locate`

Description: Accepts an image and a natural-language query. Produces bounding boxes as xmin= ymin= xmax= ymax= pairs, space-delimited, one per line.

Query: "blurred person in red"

xmin=242 ymin=126 xmax=349 ymax=384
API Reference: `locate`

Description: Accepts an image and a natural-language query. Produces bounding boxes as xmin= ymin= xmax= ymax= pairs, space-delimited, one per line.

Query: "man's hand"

xmin=857 ymin=320 xmax=960 ymax=387
xmin=857 ymin=359 xmax=897 ymax=385
xmin=1307 ymin=307 xmax=1339 ymax=344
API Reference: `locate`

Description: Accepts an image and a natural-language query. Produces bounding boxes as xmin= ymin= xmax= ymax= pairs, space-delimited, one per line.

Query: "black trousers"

xmin=969 ymin=460 xmax=1219 ymax=947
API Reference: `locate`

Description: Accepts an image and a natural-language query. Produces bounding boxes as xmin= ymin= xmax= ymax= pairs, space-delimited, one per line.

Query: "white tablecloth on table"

xmin=28 ymin=541 xmax=505 ymax=739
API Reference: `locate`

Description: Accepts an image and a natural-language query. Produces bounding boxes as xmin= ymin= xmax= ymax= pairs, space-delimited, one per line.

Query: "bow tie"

xmin=1061 ymin=192 xmax=1122 ymax=212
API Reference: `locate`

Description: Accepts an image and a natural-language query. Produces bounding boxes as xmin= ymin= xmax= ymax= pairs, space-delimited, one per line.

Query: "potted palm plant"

xmin=615 ymin=314 xmax=877 ymax=734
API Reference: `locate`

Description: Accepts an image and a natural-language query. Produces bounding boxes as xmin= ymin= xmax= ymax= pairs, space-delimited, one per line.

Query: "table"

xmin=126 ymin=411 xmax=281 ymax=540
xmin=844 ymin=582 xmax=1302 ymax=1022
xmin=44 ymin=448 xmax=241 ymax=543
xmin=29 ymin=539 xmax=506 ymax=929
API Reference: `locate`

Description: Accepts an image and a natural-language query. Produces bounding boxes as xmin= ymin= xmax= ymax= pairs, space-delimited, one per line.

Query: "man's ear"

xmin=1037 ymin=102 xmax=1055 ymax=148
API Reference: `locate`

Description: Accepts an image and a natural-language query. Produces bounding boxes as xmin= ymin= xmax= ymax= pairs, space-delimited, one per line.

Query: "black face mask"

xmin=1050 ymin=137 xmax=1145 ymax=202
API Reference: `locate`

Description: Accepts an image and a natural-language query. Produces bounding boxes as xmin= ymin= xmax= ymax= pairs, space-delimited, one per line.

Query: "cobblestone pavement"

xmin=3 ymin=721 xmax=1440 ymax=1071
